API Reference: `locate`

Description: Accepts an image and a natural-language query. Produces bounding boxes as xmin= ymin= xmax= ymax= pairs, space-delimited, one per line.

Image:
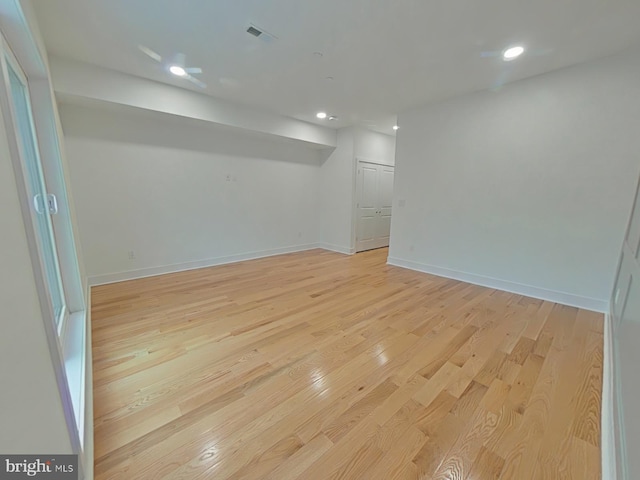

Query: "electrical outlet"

xmin=128 ymin=250 xmax=136 ymax=260
xmin=226 ymin=174 xmax=232 ymax=182
xmin=409 ymin=245 xmax=414 ymax=252
xmin=298 ymin=232 xmax=302 ymax=238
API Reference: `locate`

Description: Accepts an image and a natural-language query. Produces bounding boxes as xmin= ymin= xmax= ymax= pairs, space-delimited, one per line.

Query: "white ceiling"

xmin=33 ymin=0 xmax=640 ymax=133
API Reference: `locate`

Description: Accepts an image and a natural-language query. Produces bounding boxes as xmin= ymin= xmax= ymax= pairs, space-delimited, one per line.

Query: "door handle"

xmin=33 ymin=194 xmax=45 ymax=214
xmin=47 ymin=194 xmax=59 ymax=214
xmin=32 ymin=194 xmax=58 ymax=215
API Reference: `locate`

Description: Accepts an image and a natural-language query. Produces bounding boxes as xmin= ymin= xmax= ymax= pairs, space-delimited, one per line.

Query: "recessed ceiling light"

xmin=393 ymin=125 xmax=399 ymax=131
xmin=328 ymin=116 xmax=338 ymax=121
xmin=503 ymin=45 xmax=524 ymax=61
xmin=169 ymin=65 xmax=187 ymax=76
xmin=316 ymin=112 xmax=327 ymax=119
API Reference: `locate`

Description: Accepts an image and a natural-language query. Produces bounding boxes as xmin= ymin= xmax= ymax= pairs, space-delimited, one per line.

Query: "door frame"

xmin=607 ymin=172 xmax=640 ymax=480
xmin=2 ymin=34 xmax=69 ymax=335
xmin=351 ymin=157 xmax=395 ymax=253
xmin=0 ymin=2 xmax=86 ymax=474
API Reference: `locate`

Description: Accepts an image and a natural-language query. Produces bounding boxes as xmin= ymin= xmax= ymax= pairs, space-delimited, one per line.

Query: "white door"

xmin=356 ymin=163 xmax=380 ymax=252
xmin=1 ymin=43 xmax=68 ymax=333
xmin=377 ymin=165 xmax=394 ymax=248
xmin=356 ymin=161 xmax=394 ymax=252
xmin=0 ymin=29 xmax=86 ymax=447
xmin=611 ymin=177 xmax=640 ymax=479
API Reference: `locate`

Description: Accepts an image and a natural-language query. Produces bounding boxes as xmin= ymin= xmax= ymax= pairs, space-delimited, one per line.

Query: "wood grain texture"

xmin=91 ymin=247 xmax=603 ymax=479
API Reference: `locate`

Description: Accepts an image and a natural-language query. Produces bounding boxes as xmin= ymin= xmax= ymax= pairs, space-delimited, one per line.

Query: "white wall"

xmin=50 ymin=57 xmax=336 ymax=149
xmin=319 ymin=127 xmax=396 ymax=254
xmin=60 ymin=103 xmax=324 ymax=282
xmin=318 ymin=127 xmax=356 ymax=253
xmin=355 ymin=127 xmax=396 ymax=166
xmin=61 ymin=104 xmax=397 ymax=278
xmin=390 ymin=49 xmax=640 ymax=311
xmin=0 ymin=86 xmax=73 ymax=454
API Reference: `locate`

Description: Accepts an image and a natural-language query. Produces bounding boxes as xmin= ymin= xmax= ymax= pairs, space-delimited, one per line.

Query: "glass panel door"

xmin=5 ymin=53 xmax=67 ymax=333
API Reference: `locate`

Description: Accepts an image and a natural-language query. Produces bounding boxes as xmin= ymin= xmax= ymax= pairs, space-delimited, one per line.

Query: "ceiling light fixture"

xmin=169 ymin=65 xmax=187 ymax=76
xmin=393 ymin=125 xmax=399 ymax=131
xmin=503 ymin=45 xmax=524 ymax=61
xmin=328 ymin=116 xmax=337 ymax=121
xmin=316 ymin=112 xmax=327 ymax=119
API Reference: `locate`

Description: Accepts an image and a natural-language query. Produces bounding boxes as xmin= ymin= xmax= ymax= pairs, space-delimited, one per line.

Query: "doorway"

xmin=355 ymin=160 xmax=394 ymax=252
xmin=0 ymin=25 xmax=85 ymax=453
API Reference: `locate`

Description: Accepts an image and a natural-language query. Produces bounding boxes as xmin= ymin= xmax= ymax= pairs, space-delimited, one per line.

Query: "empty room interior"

xmin=1 ymin=0 xmax=640 ymax=479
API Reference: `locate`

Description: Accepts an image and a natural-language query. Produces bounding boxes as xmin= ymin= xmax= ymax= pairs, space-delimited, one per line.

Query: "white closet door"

xmin=356 ymin=163 xmax=379 ymax=252
xmin=376 ymin=165 xmax=395 ymax=248
xmin=356 ymin=161 xmax=394 ymax=252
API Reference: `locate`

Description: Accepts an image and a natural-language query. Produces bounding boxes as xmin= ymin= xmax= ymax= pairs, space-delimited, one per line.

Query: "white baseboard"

xmin=88 ymin=243 xmax=321 ymax=286
xmin=386 ymin=257 xmax=608 ymax=313
xmin=602 ymin=313 xmax=616 ymax=480
xmin=318 ymin=243 xmax=355 ymax=255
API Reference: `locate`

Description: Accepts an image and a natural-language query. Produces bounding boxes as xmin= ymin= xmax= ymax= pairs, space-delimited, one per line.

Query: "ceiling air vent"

xmin=246 ymin=24 xmax=277 ymax=43
xmin=246 ymin=25 xmax=262 ymax=37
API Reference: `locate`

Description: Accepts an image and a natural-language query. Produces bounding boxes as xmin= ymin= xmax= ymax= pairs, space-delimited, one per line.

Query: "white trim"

xmin=612 ymin=316 xmax=629 ymax=480
xmin=319 ymin=243 xmax=356 ymax=255
xmin=355 ymin=156 xmax=395 ymax=167
xmin=387 ymin=256 xmax=609 ymax=312
xmin=602 ymin=313 xmax=617 ymax=480
xmin=83 ymin=284 xmax=93 ymax=480
xmin=88 ymin=243 xmax=322 ymax=286
xmin=61 ymin=310 xmax=86 ymax=436
xmin=349 ymin=153 xmax=358 ymax=255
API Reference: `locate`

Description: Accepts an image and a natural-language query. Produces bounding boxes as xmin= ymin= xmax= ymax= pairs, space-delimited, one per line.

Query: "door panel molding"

xmin=355 ymin=160 xmax=394 ymax=252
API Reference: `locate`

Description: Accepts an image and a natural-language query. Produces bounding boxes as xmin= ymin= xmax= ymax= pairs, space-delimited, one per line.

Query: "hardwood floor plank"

xmin=91 ymin=247 xmax=603 ymax=479
xmin=413 ymin=413 xmax=464 ymax=478
xmin=431 ymin=410 xmax=499 ymax=480
xmin=465 ymin=445 xmax=504 ymax=480
xmin=323 ymin=377 xmax=399 ymax=442
xmin=418 ymin=325 xmax=478 ymax=379
xmin=570 ymin=330 xmax=603 ymax=447
xmin=262 ymin=434 xmax=333 ymax=480
xmin=365 ymin=427 xmax=426 ymax=480
xmin=225 ymin=434 xmax=304 ymax=480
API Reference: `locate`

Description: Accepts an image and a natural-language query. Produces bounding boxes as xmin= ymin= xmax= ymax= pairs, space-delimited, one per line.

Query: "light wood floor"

xmin=92 ymin=248 xmax=603 ymax=480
